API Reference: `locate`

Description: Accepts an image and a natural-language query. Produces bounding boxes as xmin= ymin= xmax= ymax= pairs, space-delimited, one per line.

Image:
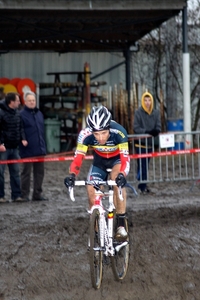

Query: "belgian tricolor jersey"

xmin=69 ymin=120 xmax=130 ymax=176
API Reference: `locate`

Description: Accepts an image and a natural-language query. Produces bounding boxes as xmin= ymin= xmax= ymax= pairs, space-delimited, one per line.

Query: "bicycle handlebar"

xmin=74 ymin=180 xmax=117 ymax=186
xmin=68 ymin=180 xmax=123 ymax=202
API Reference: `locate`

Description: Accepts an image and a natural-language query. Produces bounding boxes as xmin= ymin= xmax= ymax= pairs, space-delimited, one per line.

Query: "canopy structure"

xmin=0 ymin=0 xmax=187 ymax=53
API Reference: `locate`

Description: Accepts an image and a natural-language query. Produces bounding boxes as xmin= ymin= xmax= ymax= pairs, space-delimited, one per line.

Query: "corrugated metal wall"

xmin=0 ymin=51 xmax=126 ymax=95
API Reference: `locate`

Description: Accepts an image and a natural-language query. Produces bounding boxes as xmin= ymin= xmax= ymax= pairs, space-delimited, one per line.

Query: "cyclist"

xmin=64 ymin=105 xmax=130 ymax=240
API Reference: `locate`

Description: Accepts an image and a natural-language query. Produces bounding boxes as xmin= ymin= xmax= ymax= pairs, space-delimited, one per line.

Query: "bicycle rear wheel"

xmin=111 ymin=214 xmax=129 ymax=281
xmin=89 ymin=208 xmax=103 ymax=289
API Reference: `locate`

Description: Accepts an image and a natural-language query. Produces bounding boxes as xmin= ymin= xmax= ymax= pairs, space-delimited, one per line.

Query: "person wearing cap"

xmin=64 ymin=105 xmax=130 ymax=240
xmin=134 ymin=92 xmax=161 ymax=194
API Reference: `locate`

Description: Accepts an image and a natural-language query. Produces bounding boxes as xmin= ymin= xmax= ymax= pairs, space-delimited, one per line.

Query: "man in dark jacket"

xmin=0 ymin=92 xmax=27 ymax=203
xmin=134 ymin=92 xmax=161 ymax=194
xmin=19 ymin=91 xmax=47 ymax=201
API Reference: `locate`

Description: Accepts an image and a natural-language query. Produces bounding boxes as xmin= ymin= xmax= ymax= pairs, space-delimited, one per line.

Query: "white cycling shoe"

xmin=115 ymin=226 xmax=128 ymax=241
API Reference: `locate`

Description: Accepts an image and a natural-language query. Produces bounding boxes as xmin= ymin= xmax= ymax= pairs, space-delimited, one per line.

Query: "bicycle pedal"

xmin=115 ymin=241 xmax=128 ymax=252
xmin=93 ymin=247 xmax=102 ymax=251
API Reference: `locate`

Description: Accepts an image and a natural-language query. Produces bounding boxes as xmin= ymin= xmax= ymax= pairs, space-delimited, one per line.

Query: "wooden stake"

xmin=119 ymin=83 xmax=124 ymax=126
xmin=160 ymin=89 xmax=165 ymax=132
xmin=113 ymin=84 xmax=118 ymax=122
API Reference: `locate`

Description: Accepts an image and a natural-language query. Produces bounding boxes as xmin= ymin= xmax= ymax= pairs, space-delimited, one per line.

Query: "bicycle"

xmin=68 ymin=175 xmax=137 ymax=289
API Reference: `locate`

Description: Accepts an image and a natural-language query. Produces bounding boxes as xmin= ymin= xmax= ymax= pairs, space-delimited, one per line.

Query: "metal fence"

xmin=128 ymin=131 xmax=200 ymax=185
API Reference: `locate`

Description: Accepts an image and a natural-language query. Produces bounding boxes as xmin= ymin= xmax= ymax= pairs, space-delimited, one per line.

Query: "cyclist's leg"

xmin=110 ymin=163 xmax=128 ymax=240
xmin=86 ymin=164 xmax=107 ymax=208
xmin=110 ymin=163 xmax=126 ymax=214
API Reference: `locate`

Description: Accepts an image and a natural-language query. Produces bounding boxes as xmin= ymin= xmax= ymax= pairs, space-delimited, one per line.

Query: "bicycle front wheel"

xmin=111 ymin=215 xmax=129 ymax=281
xmin=89 ymin=208 xmax=103 ymax=289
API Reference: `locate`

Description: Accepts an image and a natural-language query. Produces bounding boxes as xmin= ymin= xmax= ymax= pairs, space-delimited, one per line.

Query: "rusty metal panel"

xmin=0 ymin=51 xmax=126 ymax=93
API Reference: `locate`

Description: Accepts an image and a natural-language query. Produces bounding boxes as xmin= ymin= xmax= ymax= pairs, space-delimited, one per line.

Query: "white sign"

xmin=159 ymin=134 xmax=175 ymax=149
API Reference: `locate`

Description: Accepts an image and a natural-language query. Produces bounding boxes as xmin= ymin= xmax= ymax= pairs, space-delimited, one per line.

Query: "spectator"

xmin=0 ymin=87 xmax=5 ymax=101
xmin=0 ymin=89 xmax=5 ymax=109
xmin=134 ymin=92 xmax=161 ymax=194
xmin=0 ymin=92 xmax=28 ymax=203
xmin=19 ymin=91 xmax=48 ymax=201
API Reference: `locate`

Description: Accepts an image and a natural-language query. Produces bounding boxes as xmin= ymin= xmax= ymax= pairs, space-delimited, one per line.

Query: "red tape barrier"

xmin=0 ymin=155 xmax=93 ymax=164
xmin=130 ymin=148 xmax=200 ymax=159
xmin=0 ymin=148 xmax=200 ymax=164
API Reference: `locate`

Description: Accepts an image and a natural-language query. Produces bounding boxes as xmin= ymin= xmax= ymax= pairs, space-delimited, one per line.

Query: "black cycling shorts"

xmin=87 ymin=153 xmax=121 ymax=181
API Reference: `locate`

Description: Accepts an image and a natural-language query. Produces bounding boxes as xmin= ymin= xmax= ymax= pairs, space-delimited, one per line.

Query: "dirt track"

xmin=0 ymin=160 xmax=200 ymax=300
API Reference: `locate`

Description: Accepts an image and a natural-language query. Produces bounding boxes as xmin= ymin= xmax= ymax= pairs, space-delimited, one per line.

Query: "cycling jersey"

xmin=69 ymin=120 xmax=130 ymax=176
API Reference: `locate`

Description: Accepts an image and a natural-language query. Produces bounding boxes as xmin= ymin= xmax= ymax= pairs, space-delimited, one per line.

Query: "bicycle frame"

xmin=69 ymin=180 xmax=119 ymax=256
xmin=68 ymin=179 xmax=131 ymax=289
xmin=89 ymin=188 xmax=116 ymax=256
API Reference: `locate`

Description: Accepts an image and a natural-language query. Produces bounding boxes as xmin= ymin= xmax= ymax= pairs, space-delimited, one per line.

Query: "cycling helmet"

xmin=87 ymin=106 xmax=111 ymax=131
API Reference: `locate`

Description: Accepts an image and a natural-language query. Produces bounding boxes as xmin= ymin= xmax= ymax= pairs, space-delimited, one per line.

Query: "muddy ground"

xmin=0 ymin=159 xmax=200 ymax=300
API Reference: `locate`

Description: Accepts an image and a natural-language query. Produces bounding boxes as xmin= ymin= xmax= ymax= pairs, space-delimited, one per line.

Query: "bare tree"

xmin=131 ymin=0 xmax=200 ymax=131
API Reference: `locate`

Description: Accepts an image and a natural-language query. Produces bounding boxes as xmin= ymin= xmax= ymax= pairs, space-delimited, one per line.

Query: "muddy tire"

xmin=89 ymin=209 xmax=103 ymax=289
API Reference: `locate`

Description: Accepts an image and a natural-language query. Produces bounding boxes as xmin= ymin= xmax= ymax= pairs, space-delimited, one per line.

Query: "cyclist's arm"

xmin=119 ymin=142 xmax=130 ymax=176
xmin=69 ymin=143 xmax=88 ymax=175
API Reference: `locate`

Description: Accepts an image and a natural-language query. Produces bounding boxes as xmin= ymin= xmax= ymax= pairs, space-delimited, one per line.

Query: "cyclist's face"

xmin=93 ymin=130 xmax=110 ymax=145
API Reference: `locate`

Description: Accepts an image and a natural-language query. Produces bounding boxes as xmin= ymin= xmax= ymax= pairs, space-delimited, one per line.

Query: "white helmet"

xmin=87 ymin=106 xmax=111 ymax=131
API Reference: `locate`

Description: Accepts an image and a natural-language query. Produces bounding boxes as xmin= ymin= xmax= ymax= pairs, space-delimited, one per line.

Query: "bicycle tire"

xmin=111 ymin=214 xmax=129 ymax=281
xmin=89 ymin=208 xmax=103 ymax=289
